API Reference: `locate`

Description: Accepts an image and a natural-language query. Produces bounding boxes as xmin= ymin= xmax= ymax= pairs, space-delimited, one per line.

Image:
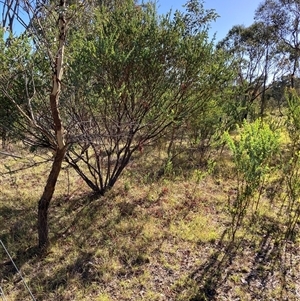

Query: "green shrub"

xmin=223 ymin=119 xmax=280 ymax=239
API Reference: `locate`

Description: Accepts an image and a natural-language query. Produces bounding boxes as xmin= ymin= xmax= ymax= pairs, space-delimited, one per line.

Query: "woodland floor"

xmin=0 ymin=145 xmax=300 ymax=301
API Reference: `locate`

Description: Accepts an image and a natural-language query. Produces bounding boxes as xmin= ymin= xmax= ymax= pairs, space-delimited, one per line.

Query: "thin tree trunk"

xmin=38 ymin=147 xmax=65 ymax=248
xmin=291 ymin=57 xmax=297 ymax=89
xmin=37 ymin=0 xmax=67 ymax=249
xmin=1 ymin=127 xmax=7 ymax=149
xmin=260 ymin=45 xmax=269 ymax=117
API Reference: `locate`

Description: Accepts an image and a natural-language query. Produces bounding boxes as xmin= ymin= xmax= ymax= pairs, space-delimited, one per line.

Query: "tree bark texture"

xmin=38 ymin=147 xmax=65 ymax=248
xmin=37 ymin=0 xmax=67 ymax=249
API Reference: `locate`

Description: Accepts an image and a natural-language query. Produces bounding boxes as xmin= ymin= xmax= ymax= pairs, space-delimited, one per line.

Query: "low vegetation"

xmin=1 ymin=128 xmax=300 ymax=300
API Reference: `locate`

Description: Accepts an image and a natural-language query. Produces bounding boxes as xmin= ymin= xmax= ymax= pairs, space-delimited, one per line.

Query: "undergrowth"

xmin=0 ymin=138 xmax=300 ymax=301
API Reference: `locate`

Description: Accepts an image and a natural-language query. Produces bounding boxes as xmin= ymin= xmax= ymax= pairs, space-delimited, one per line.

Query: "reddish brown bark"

xmin=38 ymin=147 xmax=66 ymax=248
xmin=37 ymin=0 xmax=67 ymax=249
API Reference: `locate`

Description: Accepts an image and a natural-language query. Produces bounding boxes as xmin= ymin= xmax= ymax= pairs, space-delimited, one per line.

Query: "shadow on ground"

xmin=176 ymin=215 xmax=300 ymax=301
xmin=1 ymin=190 xmax=155 ymax=300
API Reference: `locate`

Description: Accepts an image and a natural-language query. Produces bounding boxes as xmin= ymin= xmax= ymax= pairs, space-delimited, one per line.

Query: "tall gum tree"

xmin=37 ymin=0 xmax=68 ymax=249
xmin=218 ymin=22 xmax=279 ymax=119
xmin=255 ymin=0 xmax=300 ymax=89
xmin=1 ymin=0 xmax=69 ymax=249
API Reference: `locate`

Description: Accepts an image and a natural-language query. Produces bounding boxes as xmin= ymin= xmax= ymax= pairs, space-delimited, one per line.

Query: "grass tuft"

xmin=1 ymin=144 xmax=300 ymax=300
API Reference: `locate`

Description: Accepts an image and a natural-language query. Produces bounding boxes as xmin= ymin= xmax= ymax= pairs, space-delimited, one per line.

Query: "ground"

xmin=0 ymin=145 xmax=300 ymax=301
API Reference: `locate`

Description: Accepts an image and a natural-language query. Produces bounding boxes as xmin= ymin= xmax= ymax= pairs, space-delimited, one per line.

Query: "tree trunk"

xmin=260 ymin=45 xmax=269 ymax=117
xmin=38 ymin=147 xmax=65 ymax=249
xmin=1 ymin=127 xmax=7 ymax=149
xmin=37 ymin=0 xmax=67 ymax=249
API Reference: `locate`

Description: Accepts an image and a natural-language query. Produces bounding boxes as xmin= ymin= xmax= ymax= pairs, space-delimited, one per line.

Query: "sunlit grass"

xmin=1 ymin=140 xmax=300 ymax=300
xmin=170 ymin=213 xmax=222 ymax=244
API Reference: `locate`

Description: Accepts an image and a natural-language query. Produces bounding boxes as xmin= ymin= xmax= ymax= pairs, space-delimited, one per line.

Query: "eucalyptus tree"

xmin=0 ymin=0 xmax=72 ymax=249
xmin=218 ymin=22 xmax=279 ymax=119
xmin=255 ymin=0 xmax=300 ymax=89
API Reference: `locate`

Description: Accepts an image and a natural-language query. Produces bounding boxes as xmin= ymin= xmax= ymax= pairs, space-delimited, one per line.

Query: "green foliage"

xmin=164 ymin=157 xmax=174 ymax=177
xmin=2 ymin=2 xmax=300 ymax=299
xmin=0 ymin=29 xmax=33 ymax=147
xmin=283 ymin=152 xmax=300 ymax=241
xmin=58 ymin=0 xmax=232 ymax=194
xmin=286 ymin=89 xmax=300 ymax=148
xmin=224 ymin=119 xmax=279 ymax=188
xmin=218 ymin=19 xmax=280 ymax=120
xmin=281 ymin=90 xmax=300 ymax=240
xmin=255 ymin=0 xmax=300 ymax=89
xmin=224 ymin=119 xmax=280 ymax=238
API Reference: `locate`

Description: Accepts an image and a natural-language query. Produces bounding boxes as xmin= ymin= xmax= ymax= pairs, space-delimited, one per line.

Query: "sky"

xmin=157 ymin=0 xmax=263 ymax=41
xmin=0 ymin=0 xmax=263 ymax=42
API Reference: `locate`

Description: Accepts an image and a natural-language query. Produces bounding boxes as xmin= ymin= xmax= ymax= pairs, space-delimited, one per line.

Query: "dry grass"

xmin=0 ymin=145 xmax=300 ymax=301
